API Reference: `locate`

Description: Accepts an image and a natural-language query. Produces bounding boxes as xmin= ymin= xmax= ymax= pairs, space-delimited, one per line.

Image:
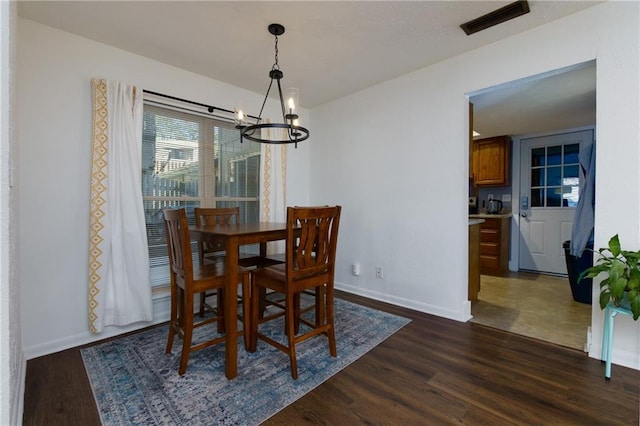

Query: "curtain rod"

xmin=142 ymin=89 xmax=259 ymax=121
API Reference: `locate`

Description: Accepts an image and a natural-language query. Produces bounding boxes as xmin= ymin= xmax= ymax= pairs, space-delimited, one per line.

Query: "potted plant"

xmin=580 ymin=234 xmax=640 ymax=320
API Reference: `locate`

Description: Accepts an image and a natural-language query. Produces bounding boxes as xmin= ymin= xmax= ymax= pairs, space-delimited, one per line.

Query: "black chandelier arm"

xmin=255 ymin=77 xmax=275 ymax=123
xmin=276 ymin=78 xmax=288 ymax=123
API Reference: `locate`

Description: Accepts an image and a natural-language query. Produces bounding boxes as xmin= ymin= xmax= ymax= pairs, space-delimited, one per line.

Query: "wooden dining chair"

xmin=250 ymin=205 xmax=342 ymax=379
xmin=194 ymin=207 xmax=284 ymax=320
xmin=163 ymin=207 xmax=251 ymax=375
xmin=194 ymin=207 xmax=240 ymax=319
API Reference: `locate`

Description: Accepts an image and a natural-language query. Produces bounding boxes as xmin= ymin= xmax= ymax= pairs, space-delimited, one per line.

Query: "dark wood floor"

xmin=24 ymin=291 xmax=640 ymax=425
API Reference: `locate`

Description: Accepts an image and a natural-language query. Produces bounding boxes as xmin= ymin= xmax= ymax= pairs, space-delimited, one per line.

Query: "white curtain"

xmin=570 ymin=137 xmax=596 ymax=257
xmin=88 ymin=79 xmax=153 ymax=333
xmin=260 ymin=126 xmax=288 ymax=254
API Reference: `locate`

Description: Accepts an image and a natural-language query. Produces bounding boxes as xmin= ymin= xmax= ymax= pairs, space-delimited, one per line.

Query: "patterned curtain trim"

xmin=88 ymin=79 xmax=108 ymax=334
xmin=261 ymin=138 xmax=272 ymax=222
xmin=260 ymin=130 xmax=288 ymax=223
xmin=280 ymin=138 xmax=287 ymax=214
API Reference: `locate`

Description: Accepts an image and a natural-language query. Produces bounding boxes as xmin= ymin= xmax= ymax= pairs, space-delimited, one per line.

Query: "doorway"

xmin=467 ymin=61 xmax=596 ymax=350
xmin=518 ymin=129 xmax=594 ymax=274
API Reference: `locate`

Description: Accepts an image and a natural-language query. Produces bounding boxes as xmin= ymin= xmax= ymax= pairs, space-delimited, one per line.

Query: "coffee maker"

xmin=468 ymin=196 xmax=478 ymax=214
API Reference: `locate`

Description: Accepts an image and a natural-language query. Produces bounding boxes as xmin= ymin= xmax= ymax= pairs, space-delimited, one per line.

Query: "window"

xmin=530 ymin=143 xmax=580 ymax=208
xmin=141 ymin=104 xmax=262 ymax=287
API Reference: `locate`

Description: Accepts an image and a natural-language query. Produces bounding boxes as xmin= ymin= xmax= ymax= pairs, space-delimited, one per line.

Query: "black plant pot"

xmin=563 ymin=240 xmax=593 ymax=305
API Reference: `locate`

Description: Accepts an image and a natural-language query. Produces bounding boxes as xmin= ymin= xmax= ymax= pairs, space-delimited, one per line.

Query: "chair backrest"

xmin=194 ymin=207 xmax=240 ymax=261
xmin=194 ymin=207 xmax=241 ymax=226
xmin=286 ymin=206 xmax=341 ymax=285
xmin=163 ymin=208 xmax=194 ymax=285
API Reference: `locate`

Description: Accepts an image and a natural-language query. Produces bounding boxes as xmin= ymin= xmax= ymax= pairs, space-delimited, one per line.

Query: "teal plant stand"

xmin=601 ymin=303 xmax=633 ymax=379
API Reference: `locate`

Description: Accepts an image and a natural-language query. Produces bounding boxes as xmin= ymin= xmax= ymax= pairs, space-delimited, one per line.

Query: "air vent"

xmin=460 ymin=0 xmax=530 ymax=36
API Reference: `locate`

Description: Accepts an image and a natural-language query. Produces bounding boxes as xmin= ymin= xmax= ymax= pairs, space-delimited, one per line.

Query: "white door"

xmin=518 ymin=130 xmax=594 ymax=274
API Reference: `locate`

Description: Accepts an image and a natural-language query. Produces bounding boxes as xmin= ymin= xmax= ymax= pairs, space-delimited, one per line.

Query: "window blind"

xmin=142 ymin=103 xmax=262 ymax=287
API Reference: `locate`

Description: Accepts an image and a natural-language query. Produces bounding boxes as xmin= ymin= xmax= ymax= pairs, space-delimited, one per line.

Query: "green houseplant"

xmin=579 ymin=234 xmax=640 ymax=320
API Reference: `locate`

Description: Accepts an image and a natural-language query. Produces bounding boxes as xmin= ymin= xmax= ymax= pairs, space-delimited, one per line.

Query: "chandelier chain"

xmin=272 ymin=35 xmax=280 ymax=70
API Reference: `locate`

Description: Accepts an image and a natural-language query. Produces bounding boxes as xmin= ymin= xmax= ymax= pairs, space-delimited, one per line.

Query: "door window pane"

xmin=564 ymin=165 xmax=579 ymax=179
xmin=531 ymin=148 xmax=545 ymax=167
xmin=562 ymin=184 xmax=579 ymax=207
xmin=547 ymin=166 xmax=562 ymax=186
xmin=547 ymin=145 xmax=562 ymax=165
xmin=546 ymin=187 xmax=562 ymax=207
xmin=531 ymin=188 xmax=543 ymax=207
xmin=531 ymin=168 xmax=544 ymax=186
xmin=564 ymin=143 xmax=579 ymax=164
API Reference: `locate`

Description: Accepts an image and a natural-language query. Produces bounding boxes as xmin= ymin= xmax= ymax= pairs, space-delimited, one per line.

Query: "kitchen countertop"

xmin=469 ymin=212 xmax=512 ymax=219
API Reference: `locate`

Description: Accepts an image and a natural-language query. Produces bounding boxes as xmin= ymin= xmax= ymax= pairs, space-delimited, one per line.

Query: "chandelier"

xmin=235 ymin=23 xmax=310 ymax=148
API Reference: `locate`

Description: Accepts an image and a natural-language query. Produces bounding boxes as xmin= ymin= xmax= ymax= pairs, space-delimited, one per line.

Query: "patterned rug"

xmin=81 ymin=297 xmax=410 ymax=425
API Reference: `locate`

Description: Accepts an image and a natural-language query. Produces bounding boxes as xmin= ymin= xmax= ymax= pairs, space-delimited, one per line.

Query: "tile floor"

xmin=470 ymin=271 xmax=592 ymax=351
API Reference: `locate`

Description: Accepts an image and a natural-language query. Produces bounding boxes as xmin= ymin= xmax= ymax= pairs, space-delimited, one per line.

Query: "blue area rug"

xmin=81 ymin=297 xmax=411 ymax=425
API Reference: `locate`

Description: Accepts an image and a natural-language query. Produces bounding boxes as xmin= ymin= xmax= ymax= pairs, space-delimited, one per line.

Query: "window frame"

xmin=141 ymin=102 xmax=262 ymax=288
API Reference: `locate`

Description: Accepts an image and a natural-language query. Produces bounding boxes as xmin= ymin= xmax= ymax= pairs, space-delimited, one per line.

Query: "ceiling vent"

xmin=460 ymin=0 xmax=530 ymax=36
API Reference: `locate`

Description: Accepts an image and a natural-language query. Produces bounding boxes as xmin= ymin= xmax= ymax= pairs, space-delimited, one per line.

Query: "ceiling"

xmin=18 ymin=1 xmax=599 ymax=137
xmin=470 ymin=60 xmax=596 ymax=138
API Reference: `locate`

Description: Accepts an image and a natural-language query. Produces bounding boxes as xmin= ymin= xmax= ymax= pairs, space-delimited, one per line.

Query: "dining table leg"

xmin=224 ymin=236 xmax=239 ymax=379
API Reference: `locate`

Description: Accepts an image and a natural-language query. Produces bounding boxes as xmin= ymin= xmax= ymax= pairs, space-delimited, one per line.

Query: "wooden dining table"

xmin=189 ymin=221 xmax=287 ymax=379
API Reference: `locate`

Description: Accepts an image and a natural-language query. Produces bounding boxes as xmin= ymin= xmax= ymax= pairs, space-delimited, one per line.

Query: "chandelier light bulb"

xmin=234 ymin=108 xmax=247 ymax=128
xmin=285 ymin=87 xmax=299 ymax=114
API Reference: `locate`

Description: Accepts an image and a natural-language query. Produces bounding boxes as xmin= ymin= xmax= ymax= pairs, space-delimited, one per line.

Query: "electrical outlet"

xmin=376 ymin=266 xmax=383 ymax=279
xmin=352 ymin=263 xmax=361 ymax=276
xmin=502 ymin=194 xmax=511 ymax=202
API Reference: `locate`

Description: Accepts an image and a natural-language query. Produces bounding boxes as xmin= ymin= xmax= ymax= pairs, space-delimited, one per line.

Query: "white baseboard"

xmin=24 ymin=294 xmax=171 ymax=360
xmin=588 ymin=343 xmax=640 ymax=371
xmin=335 ymin=281 xmax=470 ymax=322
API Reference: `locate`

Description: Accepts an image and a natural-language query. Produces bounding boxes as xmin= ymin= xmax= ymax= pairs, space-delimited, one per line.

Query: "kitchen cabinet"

xmin=475 ymin=215 xmax=510 ymax=276
xmin=468 ymin=220 xmax=482 ymax=301
xmin=473 ymin=135 xmax=510 ymax=186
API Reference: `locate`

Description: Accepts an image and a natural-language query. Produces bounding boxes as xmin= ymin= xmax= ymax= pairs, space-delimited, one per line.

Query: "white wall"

xmin=1 ymin=2 xmax=23 ymax=424
xmin=312 ymin=2 xmax=639 ymax=369
xmin=17 ymin=19 xmax=310 ymax=358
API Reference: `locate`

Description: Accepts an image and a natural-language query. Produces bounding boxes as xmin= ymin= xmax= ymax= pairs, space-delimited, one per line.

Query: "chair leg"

xmin=166 ymin=284 xmax=178 ymax=354
xmin=178 ymin=290 xmax=195 ymax=376
xmin=326 ymin=285 xmax=337 ymax=357
xmin=240 ymin=274 xmax=251 ymax=351
xmin=315 ymin=285 xmax=325 ymax=327
xmin=216 ymin=290 xmax=225 ymax=333
xmin=293 ymin=292 xmax=301 ymax=334
xmin=249 ymin=277 xmax=259 ymax=353
xmin=258 ymin=287 xmax=267 ymax=319
xmin=198 ymin=291 xmax=206 ymax=317
xmin=285 ymin=292 xmax=298 ymax=379
xmin=166 ymin=324 xmax=176 ymax=354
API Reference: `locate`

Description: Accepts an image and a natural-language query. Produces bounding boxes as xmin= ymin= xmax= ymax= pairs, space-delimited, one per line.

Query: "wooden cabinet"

xmin=473 ymin=135 xmax=510 ymax=186
xmin=468 ymin=222 xmax=481 ymax=301
xmin=479 ymin=217 xmax=510 ymax=276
